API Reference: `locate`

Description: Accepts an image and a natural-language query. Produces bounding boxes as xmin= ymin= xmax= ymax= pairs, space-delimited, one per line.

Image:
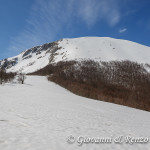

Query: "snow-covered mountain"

xmin=1 ymin=37 xmax=150 ymax=73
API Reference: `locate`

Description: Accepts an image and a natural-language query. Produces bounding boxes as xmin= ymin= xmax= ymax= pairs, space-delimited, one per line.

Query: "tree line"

xmin=0 ymin=69 xmax=26 ymax=85
xmin=30 ymin=60 xmax=150 ymax=111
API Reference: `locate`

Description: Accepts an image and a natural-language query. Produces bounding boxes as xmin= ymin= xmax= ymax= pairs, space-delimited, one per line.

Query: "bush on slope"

xmin=30 ymin=60 xmax=150 ymax=111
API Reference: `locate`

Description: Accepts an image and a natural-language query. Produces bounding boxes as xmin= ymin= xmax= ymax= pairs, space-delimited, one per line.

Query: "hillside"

xmin=0 ymin=76 xmax=150 ymax=150
xmin=1 ymin=37 xmax=150 ymax=112
xmin=0 ymin=37 xmax=150 ymax=73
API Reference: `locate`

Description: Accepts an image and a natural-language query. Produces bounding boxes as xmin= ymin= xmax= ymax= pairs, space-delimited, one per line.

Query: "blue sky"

xmin=0 ymin=0 xmax=150 ymax=59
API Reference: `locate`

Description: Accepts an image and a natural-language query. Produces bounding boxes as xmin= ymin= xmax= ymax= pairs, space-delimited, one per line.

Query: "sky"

xmin=0 ymin=0 xmax=150 ymax=59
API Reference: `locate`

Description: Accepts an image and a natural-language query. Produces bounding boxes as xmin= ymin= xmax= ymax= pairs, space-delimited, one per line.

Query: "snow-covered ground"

xmin=0 ymin=76 xmax=150 ymax=150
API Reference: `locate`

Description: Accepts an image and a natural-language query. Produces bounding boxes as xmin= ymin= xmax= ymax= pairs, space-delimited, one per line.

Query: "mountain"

xmin=0 ymin=37 xmax=150 ymax=73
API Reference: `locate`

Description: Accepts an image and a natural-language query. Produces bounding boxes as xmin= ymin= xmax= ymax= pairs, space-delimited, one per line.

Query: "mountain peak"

xmin=0 ymin=37 xmax=150 ymax=73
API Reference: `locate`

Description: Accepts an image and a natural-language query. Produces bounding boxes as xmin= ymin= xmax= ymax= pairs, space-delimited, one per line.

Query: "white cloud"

xmin=119 ymin=28 xmax=127 ymax=33
xmin=76 ymin=0 xmax=120 ymax=27
xmin=7 ymin=0 xmax=121 ymax=56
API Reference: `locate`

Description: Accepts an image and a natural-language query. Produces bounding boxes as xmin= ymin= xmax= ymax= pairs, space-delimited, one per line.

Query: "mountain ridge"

xmin=0 ymin=37 xmax=150 ymax=73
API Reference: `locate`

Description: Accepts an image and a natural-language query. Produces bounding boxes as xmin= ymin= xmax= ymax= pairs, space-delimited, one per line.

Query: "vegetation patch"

xmin=30 ymin=60 xmax=150 ymax=111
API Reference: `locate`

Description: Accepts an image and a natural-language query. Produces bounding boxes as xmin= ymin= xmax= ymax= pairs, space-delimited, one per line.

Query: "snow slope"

xmin=1 ymin=37 xmax=150 ymax=73
xmin=57 ymin=37 xmax=150 ymax=63
xmin=0 ymin=76 xmax=150 ymax=150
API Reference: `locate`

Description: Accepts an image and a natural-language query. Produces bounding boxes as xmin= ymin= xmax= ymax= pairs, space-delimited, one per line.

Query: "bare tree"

xmin=0 ymin=68 xmax=6 ymax=84
xmin=17 ymin=73 xmax=26 ymax=84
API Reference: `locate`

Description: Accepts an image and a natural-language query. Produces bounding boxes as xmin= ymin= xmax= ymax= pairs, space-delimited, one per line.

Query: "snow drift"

xmin=0 ymin=76 xmax=150 ymax=150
